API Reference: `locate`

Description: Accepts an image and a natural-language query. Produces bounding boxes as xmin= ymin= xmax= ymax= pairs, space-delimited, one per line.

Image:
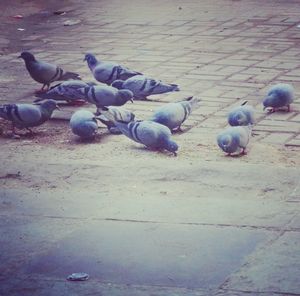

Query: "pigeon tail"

xmin=34 ymin=92 xmax=66 ymax=102
xmin=0 ymin=106 xmax=8 ymax=119
xmin=188 ymin=97 xmax=201 ymax=111
xmin=60 ymin=71 xmax=81 ymax=81
xmin=111 ymin=80 xmax=124 ymax=89
xmin=170 ymin=83 xmax=180 ymax=91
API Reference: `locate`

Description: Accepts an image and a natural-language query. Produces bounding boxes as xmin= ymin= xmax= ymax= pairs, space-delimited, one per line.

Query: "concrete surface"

xmin=0 ymin=0 xmax=300 ymax=295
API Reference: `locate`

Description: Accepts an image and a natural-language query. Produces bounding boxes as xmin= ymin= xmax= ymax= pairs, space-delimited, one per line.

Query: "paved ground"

xmin=0 ymin=0 xmax=299 ymax=295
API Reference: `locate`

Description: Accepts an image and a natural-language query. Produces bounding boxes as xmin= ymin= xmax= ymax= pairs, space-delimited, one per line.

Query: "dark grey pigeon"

xmin=18 ymin=51 xmax=81 ymax=91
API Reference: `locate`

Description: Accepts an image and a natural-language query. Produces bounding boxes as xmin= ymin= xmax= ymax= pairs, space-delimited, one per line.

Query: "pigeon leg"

xmin=35 ymin=84 xmax=48 ymax=94
xmin=172 ymin=126 xmax=183 ymax=133
xmin=94 ymin=108 xmax=101 ymax=116
xmin=241 ymin=148 xmax=247 ymax=155
xmin=67 ymin=100 xmax=87 ymax=106
xmin=26 ymin=127 xmax=34 ymax=135
xmin=10 ymin=124 xmax=21 ymax=139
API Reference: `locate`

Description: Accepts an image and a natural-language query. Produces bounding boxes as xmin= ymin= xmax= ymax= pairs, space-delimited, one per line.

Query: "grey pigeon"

xmin=84 ymin=53 xmax=142 ymax=85
xmin=97 ymin=106 xmax=135 ymax=134
xmin=228 ymin=101 xmax=255 ymax=126
xmin=111 ymin=75 xmax=179 ymax=100
xmin=34 ymin=80 xmax=96 ymax=105
xmin=101 ymin=109 xmax=178 ymax=155
xmin=18 ymin=51 xmax=81 ymax=91
xmin=76 ymin=85 xmax=133 ymax=114
xmin=263 ymin=83 xmax=294 ymax=112
xmin=70 ymin=110 xmax=98 ymax=139
xmin=217 ymin=126 xmax=251 ymax=156
xmin=0 ymin=99 xmax=59 ymax=134
xmin=150 ymin=97 xmax=200 ymax=132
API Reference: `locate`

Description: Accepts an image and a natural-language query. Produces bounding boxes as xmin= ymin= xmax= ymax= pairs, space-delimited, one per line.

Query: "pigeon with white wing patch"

xmin=150 ymin=97 xmax=200 ymax=132
xmin=97 ymin=106 xmax=135 ymax=134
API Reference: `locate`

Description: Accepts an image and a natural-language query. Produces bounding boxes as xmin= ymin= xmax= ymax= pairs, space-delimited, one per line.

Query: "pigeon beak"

xmin=263 ymin=106 xmax=267 ymax=111
xmin=55 ymin=105 xmax=61 ymax=110
xmin=130 ymin=98 xmax=134 ymax=103
xmin=83 ymin=57 xmax=87 ymax=62
xmin=17 ymin=55 xmax=21 ymax=59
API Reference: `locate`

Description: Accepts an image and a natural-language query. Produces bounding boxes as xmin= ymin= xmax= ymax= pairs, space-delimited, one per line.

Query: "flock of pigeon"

xmin=0 ymin=51 xmax=295 ymax=156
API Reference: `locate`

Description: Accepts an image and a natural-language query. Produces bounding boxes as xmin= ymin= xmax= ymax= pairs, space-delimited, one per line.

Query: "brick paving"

xmin=0 ymin=0 xmax=299 ymax=147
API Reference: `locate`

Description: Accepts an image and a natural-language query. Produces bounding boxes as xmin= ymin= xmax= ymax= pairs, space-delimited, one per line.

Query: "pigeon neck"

xmin=24 ymin=58 xmax=37 ymax=70
xmin=88 ymin=58 xmax=99 ymax=70
xmin=40 ymin=105 xmax=55 ymax=120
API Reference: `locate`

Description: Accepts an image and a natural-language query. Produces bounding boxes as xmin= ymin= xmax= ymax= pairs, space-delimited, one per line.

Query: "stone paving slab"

xmin=221 ymin=231 xmax=300 ymax=294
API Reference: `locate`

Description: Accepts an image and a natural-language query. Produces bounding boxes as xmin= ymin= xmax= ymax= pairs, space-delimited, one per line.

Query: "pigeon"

xmin=111 ymin=75 xmax=179 ymax=100
xmin=263 ymin=83 xmax=294 ymax=112
xmin=84 ymin=53 xmax=142 ymax=85
xmin=70 ymin=110 xmax=98 ymax=139
xmin=150 ymin=96 xmax=200 ymax=132
xmin=217 ymin=126 xmax=252 ymax=156
xmin=76 ymin=85 xmax=133 ymax=114
xmin=0 ymin=99 xmax=59 ymax=134
xmin=18 ymin=51 xmax=81 ymax=91
xmin=97 ymin=106 xmax=135 ymax=134
xmin=228 ymin=101 xmax=255 ymax=126
xmin=34 ymin=80 xmax=96 ymax=105
xmin=101 ymin=108 xmax=178 ymax=155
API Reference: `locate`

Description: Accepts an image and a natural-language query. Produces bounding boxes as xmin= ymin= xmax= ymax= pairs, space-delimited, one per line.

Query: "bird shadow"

xmin=68 ymin=128 xmax=120 ymax=145
xmin=224 ymin=153 xmax=247 ymax=158
xmin=130 ymin=145 xmax=177 ymax=157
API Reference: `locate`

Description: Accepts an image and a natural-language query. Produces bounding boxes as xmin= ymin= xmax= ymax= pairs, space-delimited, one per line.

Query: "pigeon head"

xmin=165 ymin=140 xmax=179 ymax=156
xmin=84 ymin=53 xmax=98 ymax=67
xmin=217 ymin=133 xmax=239 ymax=154
xmin=18 ymin=51 xmax=36 ymax=62
xmin=229 ymin=110 xmax=247 ymax=126
xmin=262 ymin=96 xmax=273 ymax=110
xmin=40 ymin=99 xmax=60 ymax=112
xmin=111 ymin=80 xmax=124 ymax=89
xmin=119 ymin=109 xmax=135 ymax=122
xmin=118 ymin=90 xmax=134 ymax=103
